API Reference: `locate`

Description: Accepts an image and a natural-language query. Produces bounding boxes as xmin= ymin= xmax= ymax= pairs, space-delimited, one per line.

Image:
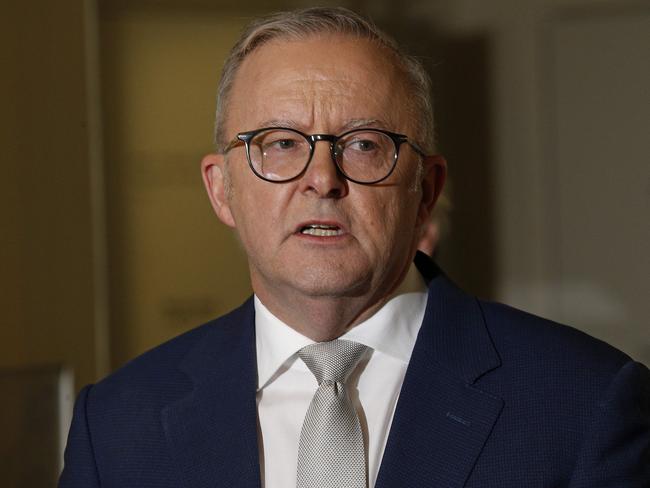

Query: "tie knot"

xmin=298 ymin=339 xmax=369 ymax=384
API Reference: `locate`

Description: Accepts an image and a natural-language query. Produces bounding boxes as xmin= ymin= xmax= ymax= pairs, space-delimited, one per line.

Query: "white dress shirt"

xmin=255 ymin=263 xmax=428 ymax=488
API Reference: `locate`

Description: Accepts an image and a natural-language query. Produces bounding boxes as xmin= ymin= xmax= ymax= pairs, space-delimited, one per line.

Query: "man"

xmin=60 ymin=7 xmax=649 ymax=488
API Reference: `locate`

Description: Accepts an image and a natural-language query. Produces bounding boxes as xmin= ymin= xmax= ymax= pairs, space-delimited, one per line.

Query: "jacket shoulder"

xmin=478 ymin=299 xmax=634 ymax=382
xmin=89 ymin=298 xmax=253 ymax=401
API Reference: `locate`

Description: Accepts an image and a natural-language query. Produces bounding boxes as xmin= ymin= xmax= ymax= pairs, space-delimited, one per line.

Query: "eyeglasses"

xmin=223 ymin=127 xmax=426 ymax=185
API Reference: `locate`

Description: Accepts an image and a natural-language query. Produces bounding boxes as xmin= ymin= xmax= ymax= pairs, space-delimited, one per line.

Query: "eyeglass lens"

xmin=247 ymin=128 xmax=396 ymax=183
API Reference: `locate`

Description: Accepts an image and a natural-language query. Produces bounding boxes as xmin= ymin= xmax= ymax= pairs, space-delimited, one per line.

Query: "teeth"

xmin=302 ymin=228 xmax=341 ymax=236
xmin=301 ymin=225 xmax=343 ymax=237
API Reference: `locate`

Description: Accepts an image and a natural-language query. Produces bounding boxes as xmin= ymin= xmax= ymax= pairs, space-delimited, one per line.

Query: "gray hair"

xmin=213 ymin=6 xmax=436 ymax=154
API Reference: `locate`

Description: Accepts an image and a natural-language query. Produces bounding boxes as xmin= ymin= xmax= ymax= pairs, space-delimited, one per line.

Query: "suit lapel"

xmin=159 ymin=255 xmax=502 ymax=488
xmin=376 ymin=256 xmax=504 ymax=488
xmin=161 ymin=299 xmax=261 ymax=488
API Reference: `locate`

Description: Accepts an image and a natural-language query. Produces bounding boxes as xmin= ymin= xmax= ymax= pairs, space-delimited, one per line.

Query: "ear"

xmin=417 ymin=154 xmax=447 ymax=226
xmin=201 ymin=153 xmax=236 ymax=228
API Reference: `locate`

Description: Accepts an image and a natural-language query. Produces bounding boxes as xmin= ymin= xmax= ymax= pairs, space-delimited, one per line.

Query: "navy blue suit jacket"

xmin=60 ymin=257 xmax=650 ymax=487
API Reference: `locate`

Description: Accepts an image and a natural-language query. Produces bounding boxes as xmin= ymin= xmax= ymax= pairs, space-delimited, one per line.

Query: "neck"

xmin=252 ymin=259 xmax=422 ymax=342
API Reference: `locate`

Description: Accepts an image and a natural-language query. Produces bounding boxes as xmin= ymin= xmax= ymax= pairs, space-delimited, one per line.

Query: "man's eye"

xmin=350 ymin=140 xmax=378 ymax=152
xmin=267 ymin=139 xmax=297 ymax=150
xmin=277 ymin=139 xmax=295 ymax=149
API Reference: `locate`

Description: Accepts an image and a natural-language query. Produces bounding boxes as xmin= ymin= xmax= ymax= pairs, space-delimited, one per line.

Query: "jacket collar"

xmin=414 ymin=251 xmax=502 ymax=384
xmin=161 ymin=298 xmax=262 ymax=488
xmin=375 ymin=252 xmax=503 ymax=488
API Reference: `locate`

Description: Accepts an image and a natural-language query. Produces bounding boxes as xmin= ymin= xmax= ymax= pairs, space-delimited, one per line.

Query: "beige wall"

xmin=99 ymin=4 xmax=255 ymax=368
xmin=1 ymin=0 xmax=104 ymax=390
xmin=1 ymin=1 xmax=105 ymax=482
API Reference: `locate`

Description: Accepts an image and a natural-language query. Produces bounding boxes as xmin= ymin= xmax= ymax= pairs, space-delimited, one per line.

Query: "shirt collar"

xmin=254 ymin=295 xmax=314 ymax=390
xmin=254 ymin=262 xmax=428 ymax=390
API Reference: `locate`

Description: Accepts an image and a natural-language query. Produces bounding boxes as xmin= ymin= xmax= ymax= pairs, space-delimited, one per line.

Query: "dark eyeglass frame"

xmin=223 ymin=126 xmax=427 ymax=185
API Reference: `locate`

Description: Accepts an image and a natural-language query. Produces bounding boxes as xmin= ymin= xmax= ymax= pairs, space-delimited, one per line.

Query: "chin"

xmin=288 ymin=266 xmax=374 ymax=299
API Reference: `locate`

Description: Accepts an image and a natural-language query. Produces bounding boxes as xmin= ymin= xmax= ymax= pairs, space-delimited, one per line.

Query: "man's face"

xmin=203 ymin=34 xmax=444 ymax=310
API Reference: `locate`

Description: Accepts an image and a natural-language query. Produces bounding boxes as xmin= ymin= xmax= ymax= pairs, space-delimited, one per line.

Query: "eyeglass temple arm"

xmin=222 ymin=137 xmax=243 ymax=154
xmin=407 ymin=140 xmax=427 ymax=158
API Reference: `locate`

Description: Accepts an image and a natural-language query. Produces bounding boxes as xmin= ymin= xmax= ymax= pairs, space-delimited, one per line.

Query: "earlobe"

xmin=201 ymin=153 xmax=236 ymax=228
xmin=417 ymin=154 xmax=447 ymax=225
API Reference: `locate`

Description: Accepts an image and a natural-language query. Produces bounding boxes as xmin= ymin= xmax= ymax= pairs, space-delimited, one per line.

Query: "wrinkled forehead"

xmin=225 ymin=34 xmax=416 ymax=135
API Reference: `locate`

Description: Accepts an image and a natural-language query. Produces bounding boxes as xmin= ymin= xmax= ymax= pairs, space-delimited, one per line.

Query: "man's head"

xmin=213 ymin=7 xmax=437 ymax=155
xmin=202 ymin=7 xmax=446 ymax=338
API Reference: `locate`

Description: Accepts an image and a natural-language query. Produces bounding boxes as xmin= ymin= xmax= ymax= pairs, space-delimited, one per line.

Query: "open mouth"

xmin=299 ymin=224 xmax=344 ymax=237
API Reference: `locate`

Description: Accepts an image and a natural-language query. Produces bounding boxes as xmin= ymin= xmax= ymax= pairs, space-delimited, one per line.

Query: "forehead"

xmin=226 ymin=34 xmax=413 ymax=134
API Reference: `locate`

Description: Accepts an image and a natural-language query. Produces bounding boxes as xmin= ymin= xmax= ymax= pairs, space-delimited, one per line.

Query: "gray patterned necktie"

xmin=296 ymin=339 xmax=369 ymax=488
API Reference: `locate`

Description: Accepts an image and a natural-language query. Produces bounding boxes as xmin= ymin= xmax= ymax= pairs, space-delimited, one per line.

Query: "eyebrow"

xmin=255 ymin=118 xmax=393 ymax=133
xmin=340 ymin=118 xmax=390 ymax=131
xmin=257 ymin=118 xmax=302 ymax=130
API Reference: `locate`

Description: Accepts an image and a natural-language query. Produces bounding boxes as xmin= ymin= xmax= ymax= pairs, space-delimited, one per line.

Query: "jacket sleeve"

xmin=58 ymin=384 xmax=101 ymax=488
xmin=569 ymin=360 xmax=650 ymax=488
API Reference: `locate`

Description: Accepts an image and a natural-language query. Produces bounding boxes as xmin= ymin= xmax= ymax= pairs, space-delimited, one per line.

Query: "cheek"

xmin=227 ymin=172 xmax=260 ymax=231
xmin=231 ymin=180 xmax=291 ymax=239
xmin=357 ymin=194 xmax=403 ymax=249
xmin=383 ymin=192 xmax=421 ymax=242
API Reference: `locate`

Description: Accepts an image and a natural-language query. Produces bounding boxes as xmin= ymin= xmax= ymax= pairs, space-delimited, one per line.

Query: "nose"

xmin=298 ymin=141 xmax=348 ymax=198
